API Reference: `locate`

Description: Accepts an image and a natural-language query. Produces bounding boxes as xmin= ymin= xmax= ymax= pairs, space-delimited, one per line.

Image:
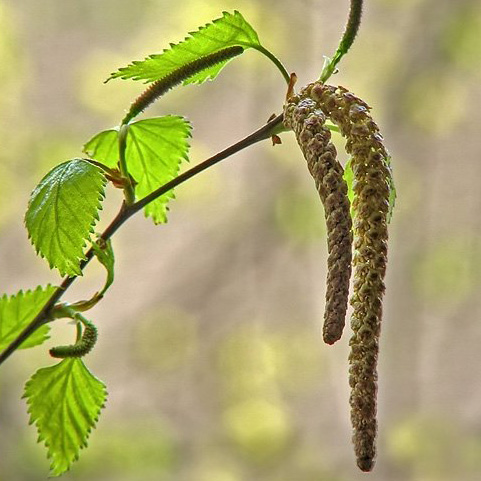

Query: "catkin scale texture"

xmin=49 ymin=323 xmax=98 ymax=358
xmin=285 ymin=82 xmax=392 ymax=472
xmin=123 ymin=46 xmax=244 ymax=124
xmin=283 ymin=95 xmax=353 ymax=345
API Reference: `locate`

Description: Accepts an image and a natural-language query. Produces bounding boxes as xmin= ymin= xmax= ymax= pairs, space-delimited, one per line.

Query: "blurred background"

xmin=0 ymin=0 xmax=480 ymax=479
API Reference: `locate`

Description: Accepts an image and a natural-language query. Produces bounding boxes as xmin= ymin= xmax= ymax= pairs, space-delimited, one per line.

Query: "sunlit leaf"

xmin=24 ymin=358 xmax=107 ymax=476
xmin=106 ymin=11 xmax=261 ymax=84
xmin=83 ymin=117 xmax=191 ymax=224
xmin=25 ymin=159 xmax=107 ymax=276
xmin=127 ymin=116 xmax=191 ymax=223
xmin=82 ymin=129 xmax=119 ymax=169
xmin=0 ymin=285 xmax=56 ymax=351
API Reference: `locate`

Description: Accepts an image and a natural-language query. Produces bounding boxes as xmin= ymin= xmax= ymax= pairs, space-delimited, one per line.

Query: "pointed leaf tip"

xmin=24 ymin=358 xmax=107 ymax=476
xmin=106 ymin=10 xmax=261 ymax=84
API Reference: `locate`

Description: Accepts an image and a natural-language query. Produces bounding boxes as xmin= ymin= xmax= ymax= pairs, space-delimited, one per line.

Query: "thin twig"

xmin=131 ymin=113 xmax=284 ymax=213
xmin=0 ymin=113 xmax=284 ymax=367
xmin=320 ymin=0 xmax=363 ymax=82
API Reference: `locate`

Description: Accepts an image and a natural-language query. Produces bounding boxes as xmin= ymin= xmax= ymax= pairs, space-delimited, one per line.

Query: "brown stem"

xmin=0 ymin=113 xmax=284 ymax=367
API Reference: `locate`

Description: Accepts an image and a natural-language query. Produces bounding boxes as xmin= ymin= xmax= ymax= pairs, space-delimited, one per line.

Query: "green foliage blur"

xmin=0 ymin=0 xmax=481 ymax=480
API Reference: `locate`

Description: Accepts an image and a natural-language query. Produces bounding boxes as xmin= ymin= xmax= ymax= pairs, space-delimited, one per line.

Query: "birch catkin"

xmin=49 ymin=320 xmax=98 ymax=358
xmin=285 ymin=82 xmax=392 ymax=472
xmin=122 ymin=46 xmax=245 ymax=124
xmin=283 ymin=95 xmax=353 ymax=345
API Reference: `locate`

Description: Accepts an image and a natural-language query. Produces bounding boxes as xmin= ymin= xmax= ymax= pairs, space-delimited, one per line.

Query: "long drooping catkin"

xmin=285 ymin=81 xmax=392 ymax=471
xmin=301 ymin=81 xmax=391 ymax=472
xmin=283 ymin=95 xmax=353 ymax=345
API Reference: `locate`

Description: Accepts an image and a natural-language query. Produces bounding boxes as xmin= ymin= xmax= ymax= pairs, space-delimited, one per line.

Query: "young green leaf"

xmin=0 ymin=285 xmax=56 ymax=351
xmin=84 ymin=116 xmax=191 ymax=224
xmin=24 ymin=358 xmax=107 ymax=476
xmin=82 ymin=129 xmax=119 ymax=169
xmin=127 ymin=116 xmax=191 ymax=223
xmin=106 ymin=11 xmax=261 ymax=84
xmin=25 ymin=159 xmax=107 ymax=276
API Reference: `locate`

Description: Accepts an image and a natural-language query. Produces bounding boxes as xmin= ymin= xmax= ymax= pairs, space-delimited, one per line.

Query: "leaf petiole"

xmin=252 ymin=44 xmax=291 ymax=84
xmin=117 ymin=124 xmax=135 ymax=205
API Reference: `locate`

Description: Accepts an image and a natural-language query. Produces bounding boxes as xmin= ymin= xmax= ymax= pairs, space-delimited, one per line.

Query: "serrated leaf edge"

xmin=0 ymin=283 xmax=56 ymax=302
xmin=127 ymin=116 xmax=192 ymax=223
xmin=25 ymin=160 xmax=108 ymax=277
xmin=0 ymin=284 xmax=57 ymax=349
xmin=107 ymin=10 xmax=259 ymax=82
xmin=23 ymin=359 xmax=108 ymax=476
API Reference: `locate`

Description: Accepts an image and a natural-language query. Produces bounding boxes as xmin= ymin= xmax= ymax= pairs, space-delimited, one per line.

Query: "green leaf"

xmin=24 ymin=358 xmax=107 ymax=476
xmin=25 ymin=159 xmax=107 ymax=276
xmin=82 ymin=129 xmax=119 ymax=169
xmin=83 ymin=117 xmax=191 ymax=224
xmin=106 ymin=11 xmax=261 ymax=84
xmin=128 ymin=116 xmax=191 ymax=223
xmin=0 ymin=285 xmax=56 ymax=351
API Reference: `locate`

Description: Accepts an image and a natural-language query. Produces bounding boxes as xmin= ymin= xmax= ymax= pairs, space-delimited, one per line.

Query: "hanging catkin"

xmin=283 ymin=95 xmax=353 ymax=345
xmin=285 ymin=82 xmax=392 ymax=472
